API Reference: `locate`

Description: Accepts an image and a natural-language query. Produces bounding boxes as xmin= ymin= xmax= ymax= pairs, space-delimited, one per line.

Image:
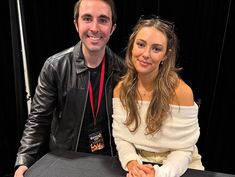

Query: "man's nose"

xmin=90 ymin=20 xmax=99 ymax=32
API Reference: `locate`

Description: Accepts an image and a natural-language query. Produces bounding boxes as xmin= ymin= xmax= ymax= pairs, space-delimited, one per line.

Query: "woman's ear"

xmin=162 ymin=55 xmax=167 ymax=62
xmin=163 ymin=48 xmax=172 ymax=61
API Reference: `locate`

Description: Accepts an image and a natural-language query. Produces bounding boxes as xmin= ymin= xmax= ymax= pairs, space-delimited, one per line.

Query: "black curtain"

xmin=202 ymin=0 xmax=234 ymax=171
xmin=1 ymin=0 xmax=234 ymax=176
xmin=1 ymin=0 xmax=27 ymax=176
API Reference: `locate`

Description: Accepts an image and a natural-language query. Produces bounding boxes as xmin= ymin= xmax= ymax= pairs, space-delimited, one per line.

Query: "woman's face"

xmin=132 ymin=26 xmax=168 ymax=78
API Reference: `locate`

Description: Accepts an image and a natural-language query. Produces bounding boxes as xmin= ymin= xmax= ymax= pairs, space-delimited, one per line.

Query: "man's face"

xmin=74 ymin=0 xmax=116 ymax=54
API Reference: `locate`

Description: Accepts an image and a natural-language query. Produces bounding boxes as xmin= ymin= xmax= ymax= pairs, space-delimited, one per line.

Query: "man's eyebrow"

xmin=80 ymin=13 xmax=92 ymax=18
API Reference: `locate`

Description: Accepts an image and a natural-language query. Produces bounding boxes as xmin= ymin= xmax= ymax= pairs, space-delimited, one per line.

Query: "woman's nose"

xmin=142 ymin=48 xmax=150 ymax=59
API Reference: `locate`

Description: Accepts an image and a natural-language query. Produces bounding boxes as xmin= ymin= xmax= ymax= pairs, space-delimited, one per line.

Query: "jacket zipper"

xmin=75 ymin=72 xmax=90 ymax=151
xmin=105 ymin=71 xmax=114 ymax=157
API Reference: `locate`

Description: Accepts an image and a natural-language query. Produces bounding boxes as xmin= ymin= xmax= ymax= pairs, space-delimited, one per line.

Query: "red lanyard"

xmin=88 ymin=56 xmax=105 ymax=126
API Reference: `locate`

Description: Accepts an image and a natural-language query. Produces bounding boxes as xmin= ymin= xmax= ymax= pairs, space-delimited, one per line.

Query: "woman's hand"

xmin=127 ymin=163 xmax=155 ymax=177
xmin=127 ymin=160 xmax=139 ymax=171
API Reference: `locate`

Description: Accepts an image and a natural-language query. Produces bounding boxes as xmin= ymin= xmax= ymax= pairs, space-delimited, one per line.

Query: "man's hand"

xmin=14 ymin=165 xmax=28 ymax=177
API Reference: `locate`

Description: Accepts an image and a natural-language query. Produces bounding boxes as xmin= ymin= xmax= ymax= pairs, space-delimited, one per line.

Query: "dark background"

xmin=1 ymin=0 xmax=234 ymax=176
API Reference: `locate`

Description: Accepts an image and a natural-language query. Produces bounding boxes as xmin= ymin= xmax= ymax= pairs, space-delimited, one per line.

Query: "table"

xmin=25 ymin=150 xmax=235 ymax=177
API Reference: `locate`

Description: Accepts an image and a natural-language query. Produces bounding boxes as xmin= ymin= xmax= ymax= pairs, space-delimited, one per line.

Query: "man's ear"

xmin=110 ymin=23 xmax=116 ymax=35
xmin=74 ymin=20 xmax=79 ymax=32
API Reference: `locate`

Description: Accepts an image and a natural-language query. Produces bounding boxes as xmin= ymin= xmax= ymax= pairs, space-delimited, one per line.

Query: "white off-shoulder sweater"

xmin=112 ymin=98 xmax=204 ymax=177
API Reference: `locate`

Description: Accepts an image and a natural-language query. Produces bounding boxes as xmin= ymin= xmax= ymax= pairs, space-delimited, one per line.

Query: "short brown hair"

xmin=73 ymin=0 xmax=117 ymax=25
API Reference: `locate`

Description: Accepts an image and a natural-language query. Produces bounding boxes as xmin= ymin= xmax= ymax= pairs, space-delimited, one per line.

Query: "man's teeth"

xmin=90 ymin=36 xmax=100 ymax=40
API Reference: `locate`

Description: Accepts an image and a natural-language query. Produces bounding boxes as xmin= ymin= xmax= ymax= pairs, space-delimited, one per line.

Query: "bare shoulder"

xmin=173 ymin=79 xmax=194 ymax=106
xmin=113 ymin=81 xmax=122 ymax=98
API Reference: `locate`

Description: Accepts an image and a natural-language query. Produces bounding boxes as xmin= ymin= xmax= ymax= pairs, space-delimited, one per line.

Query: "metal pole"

xmin=16 ymin=0 xmax=32 ymax=113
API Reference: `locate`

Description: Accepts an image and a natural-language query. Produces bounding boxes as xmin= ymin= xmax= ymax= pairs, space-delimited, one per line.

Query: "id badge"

xmin=88 ymin=130 xmax=105 ymax=152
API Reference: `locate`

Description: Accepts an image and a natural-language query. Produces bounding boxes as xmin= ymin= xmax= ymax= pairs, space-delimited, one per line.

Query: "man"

xmin=14 ymin=0 xmax=125 ymax=176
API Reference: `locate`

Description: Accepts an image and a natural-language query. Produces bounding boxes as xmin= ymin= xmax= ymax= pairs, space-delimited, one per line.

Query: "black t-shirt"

xmin=77 ymin=62 xmax=111 ymax=155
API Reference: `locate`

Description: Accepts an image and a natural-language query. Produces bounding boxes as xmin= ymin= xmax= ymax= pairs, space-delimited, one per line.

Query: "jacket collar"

xmin=73 ymin=42 xmax=87 ymax=74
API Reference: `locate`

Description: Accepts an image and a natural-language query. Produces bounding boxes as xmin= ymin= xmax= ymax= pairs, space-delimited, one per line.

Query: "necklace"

xmin=137 ymin=81 xmax=154 ymax=99
xmin=138 ymin=88 xmax=153 ymax=97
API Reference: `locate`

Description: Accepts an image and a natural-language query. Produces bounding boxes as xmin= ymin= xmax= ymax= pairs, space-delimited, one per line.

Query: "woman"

xmin=112 ymin=15 xmax=204 ymax=177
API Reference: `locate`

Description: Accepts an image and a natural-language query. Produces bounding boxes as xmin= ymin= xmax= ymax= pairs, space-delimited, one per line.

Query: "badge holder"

xmin=89 ymin=130 xmax=105 ymax=152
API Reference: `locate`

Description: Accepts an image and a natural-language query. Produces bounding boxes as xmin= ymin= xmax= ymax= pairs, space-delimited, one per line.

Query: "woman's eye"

xmin=136 ymin=42 xmax=145 ymax=48
xmin=152 ymin=47 xmax=161 ymax=52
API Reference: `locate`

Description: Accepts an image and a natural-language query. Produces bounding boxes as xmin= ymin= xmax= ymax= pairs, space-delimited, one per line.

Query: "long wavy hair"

xmin=120 ymin=16 xmax=180 ymax=134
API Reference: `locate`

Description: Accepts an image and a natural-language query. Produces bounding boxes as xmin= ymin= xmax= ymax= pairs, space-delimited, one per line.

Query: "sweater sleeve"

xmin=151 ymin=103 xmax=201 ymax=177
xmin=112 ymin=99 xmax=142 ymax=171
xmin=154 ymin=148 xmax=193 ymax=177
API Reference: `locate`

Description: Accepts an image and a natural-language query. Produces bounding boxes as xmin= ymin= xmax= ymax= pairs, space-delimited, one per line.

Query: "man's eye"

xmin=82 ymin=17 xmax=92 ymax=22
xmin=99 ymin=18 xmax=109 ymax=24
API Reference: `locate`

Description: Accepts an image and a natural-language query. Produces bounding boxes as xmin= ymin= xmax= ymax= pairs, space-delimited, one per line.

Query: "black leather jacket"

xmin=15 ymin=42 xmax=125 ymax=168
